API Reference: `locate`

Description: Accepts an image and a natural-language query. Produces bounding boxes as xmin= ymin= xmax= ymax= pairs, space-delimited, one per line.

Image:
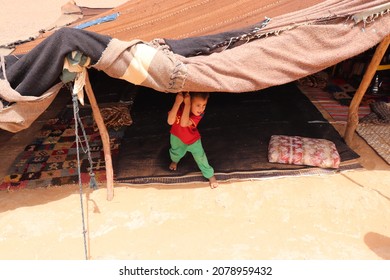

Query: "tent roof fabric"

xmin=13 ymin=0 xmax=324 ymax=55
xmin=94 ymin=0 xmax=390 ymax=94
xmin=1 ymin=0 xmax=390 ymax=133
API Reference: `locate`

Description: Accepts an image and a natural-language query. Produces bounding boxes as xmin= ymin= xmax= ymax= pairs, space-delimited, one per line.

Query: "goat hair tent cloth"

xmin=0 ymin=0 xmax=390 ymax=132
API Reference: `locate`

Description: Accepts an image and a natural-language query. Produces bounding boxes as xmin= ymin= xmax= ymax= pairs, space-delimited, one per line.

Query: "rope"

xmin=70 ymin=86 xmax=99 ymax=260
xmin=66 ymin=80 xmax=99 ymax=190
xmin=72 ymin=92 xmax=88 ymax=260
xmin=73 ymin=100 xmax=98 ymax=190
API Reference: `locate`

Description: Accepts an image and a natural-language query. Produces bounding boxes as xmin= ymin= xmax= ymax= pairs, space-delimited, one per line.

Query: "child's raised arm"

xmin=167 ymin=93 xmax=184 ymax=125
xmin=179 ymin=92 xmax=192 ymax=127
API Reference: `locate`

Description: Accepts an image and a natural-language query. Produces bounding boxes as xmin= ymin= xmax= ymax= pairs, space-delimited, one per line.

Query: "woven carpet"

xmin=298 ymin=84 xmax=371 ymax=122
xmin=115 ymin=83 xmax=362 ymax=185
xmin=0 ymin=104 xmax=131 ymax=191
xmin=356 ymin=123 xmax=390 ymax=164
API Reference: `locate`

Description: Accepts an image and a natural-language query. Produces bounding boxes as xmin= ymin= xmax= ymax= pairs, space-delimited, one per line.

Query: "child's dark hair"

xmin=190 ymin=92 xmax=209 ymax=100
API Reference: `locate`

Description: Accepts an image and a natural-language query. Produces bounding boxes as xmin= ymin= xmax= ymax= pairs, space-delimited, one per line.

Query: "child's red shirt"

xmin=170 ymin=105 xmax=203 ymax=144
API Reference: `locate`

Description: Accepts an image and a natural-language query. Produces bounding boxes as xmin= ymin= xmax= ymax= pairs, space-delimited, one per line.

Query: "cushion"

xmin=268 ymin=135 xmax=340 ymax=168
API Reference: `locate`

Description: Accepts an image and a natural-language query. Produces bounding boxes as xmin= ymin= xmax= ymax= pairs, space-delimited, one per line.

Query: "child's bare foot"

xmin=209 ymin=176 xmax=218 ymax=189
xmin=169 ymin=162 xmax=177 ymax=171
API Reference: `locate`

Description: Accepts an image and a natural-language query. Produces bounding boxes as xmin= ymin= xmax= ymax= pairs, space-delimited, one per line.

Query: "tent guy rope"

xmin=71 ymin=92 xmax=89 ymax=260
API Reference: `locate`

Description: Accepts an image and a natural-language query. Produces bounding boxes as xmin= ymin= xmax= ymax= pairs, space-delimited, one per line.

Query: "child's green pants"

xmin=169 ymin=134 xmax=214 ymax=179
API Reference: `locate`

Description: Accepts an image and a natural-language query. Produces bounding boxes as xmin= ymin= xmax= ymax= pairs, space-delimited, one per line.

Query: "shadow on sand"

xmin=364 ymin=232 xmax=390 ymax=260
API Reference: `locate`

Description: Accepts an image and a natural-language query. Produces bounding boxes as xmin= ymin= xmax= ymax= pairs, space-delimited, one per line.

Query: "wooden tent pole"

xmin=344 ymin=34 xmax=390 ymax=146
xmin=84 ymin=70 xmax=114 ymax=201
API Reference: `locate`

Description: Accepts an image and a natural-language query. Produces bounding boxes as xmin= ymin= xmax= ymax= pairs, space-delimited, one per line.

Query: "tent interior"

xmin=0 ymin=0 xmax=389 ymax=197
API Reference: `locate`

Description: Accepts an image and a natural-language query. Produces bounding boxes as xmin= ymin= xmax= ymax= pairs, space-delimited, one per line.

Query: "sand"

xmin=0 ymin=0 xmax=390 ymax=262
xmin=0 ymin=1 xmax=128 ymax=47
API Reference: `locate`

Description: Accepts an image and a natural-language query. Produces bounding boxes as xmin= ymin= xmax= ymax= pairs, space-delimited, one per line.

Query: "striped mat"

xmin=298 ymin=84 xmax=371 ymax=122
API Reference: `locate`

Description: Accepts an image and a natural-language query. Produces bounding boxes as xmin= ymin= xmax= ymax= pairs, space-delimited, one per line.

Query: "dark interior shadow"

xmin=364 ymin=232 xmax=390 ymax=260
xmin=115 ymin=81 xmax=361 ymax=184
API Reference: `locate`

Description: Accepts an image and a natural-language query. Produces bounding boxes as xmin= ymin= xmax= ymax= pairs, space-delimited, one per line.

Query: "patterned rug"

xmin=0 ymin=104 xmax=131 ymax=190
xmin=357 ymin=101 xmax=390 ymax=164
xmin=298 ymin=84 xmax=371 ymax=122
xmin=356 ymin=123 xmax=390 ymax=164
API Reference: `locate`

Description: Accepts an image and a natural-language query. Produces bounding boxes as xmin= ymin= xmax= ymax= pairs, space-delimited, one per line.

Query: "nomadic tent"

xmin=1 ymin=0 xmax=389 ymax=131
xmin=1 ymin=0 xmax=389 ymax=199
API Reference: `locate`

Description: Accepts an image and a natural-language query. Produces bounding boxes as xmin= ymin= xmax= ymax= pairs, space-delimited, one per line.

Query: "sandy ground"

xmin=1 ymin=0 xmax=390 ymax=261
xmin=0 ymin=0 xmax=127 ymax=47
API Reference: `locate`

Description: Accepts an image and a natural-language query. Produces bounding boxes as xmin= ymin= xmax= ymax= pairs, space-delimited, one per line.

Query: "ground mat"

xmin=298 ymin=84 xmax=371 ymax=122
xmin=356 ymin=101 xmax=390 ymax=165
xmin=115 ymin=83 xmax=361 ymax=185
xmin=357 ymin=123 xmax=390 ymax=165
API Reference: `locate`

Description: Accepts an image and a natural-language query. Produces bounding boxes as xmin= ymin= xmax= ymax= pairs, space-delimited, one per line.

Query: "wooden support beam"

xmin=84 ymin=70 xmax=114 ymax=201
xmin=344 ymin=34 xmax=390 ymax=146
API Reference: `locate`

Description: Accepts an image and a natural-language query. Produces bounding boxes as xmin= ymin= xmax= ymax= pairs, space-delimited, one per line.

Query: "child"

xmin=167 ymin=92 xmax=218 ymax=189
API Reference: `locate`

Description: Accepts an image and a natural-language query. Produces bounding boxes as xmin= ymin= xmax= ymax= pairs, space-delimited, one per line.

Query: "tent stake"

xmin=344 ymin=34 xmax=390 ymax=146
xmin=84 ymin=70 xmax=114 ymax=201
